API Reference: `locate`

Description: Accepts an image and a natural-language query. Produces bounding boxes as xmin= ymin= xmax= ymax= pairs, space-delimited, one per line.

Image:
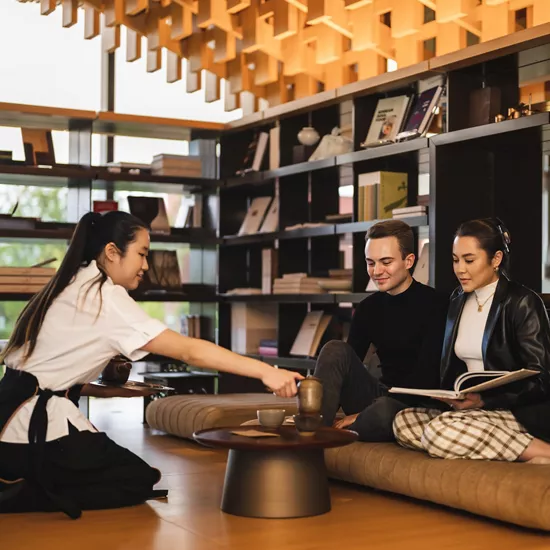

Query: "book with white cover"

xmin=259 ymin=197 xmax=279 ymax=233
xmin=361 ymin=95 xmax=411 ymax=148
xmin=389 ymin=369 xmax=539 ymax=400
xmin=290 ymin=311 xmax=332 ymax=357
xmin=413 ymin=242 xmax=429 ymax=285
xmin=237 ymin=196 xmax=273 ymax=236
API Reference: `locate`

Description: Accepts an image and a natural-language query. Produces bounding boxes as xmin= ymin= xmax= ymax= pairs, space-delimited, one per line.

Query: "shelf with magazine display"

xmin=215 ymin=36 xmax=550 ymax=392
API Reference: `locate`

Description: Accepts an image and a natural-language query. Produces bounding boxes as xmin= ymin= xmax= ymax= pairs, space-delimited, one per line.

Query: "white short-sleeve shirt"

xmin=1 ymin=261 xmax=167 ymax=443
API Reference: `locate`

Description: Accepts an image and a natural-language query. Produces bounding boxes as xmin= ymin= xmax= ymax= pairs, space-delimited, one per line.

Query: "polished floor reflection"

xmin=2 ymin=397 xmax=550 ymax=550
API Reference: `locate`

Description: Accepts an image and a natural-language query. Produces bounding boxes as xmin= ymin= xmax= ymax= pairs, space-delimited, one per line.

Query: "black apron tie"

xmin=1 ymin=370 xmax=83 ymax=519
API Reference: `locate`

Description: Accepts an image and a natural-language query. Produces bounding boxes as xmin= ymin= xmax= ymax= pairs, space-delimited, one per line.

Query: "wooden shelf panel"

xmin=223 ymin=142 xmax=427 ymax=190
xmin=220 ymin=293 xmax=372 ymax=304
xmin=220 ymin=293 xmax=335 ymax=303
xmin=0 ymin=102 xmax=223 ymax=141
xmin=0 ymin=164 xmax=220 ymax=192
xmin=431 ymin=113 xmax=550 ymax=146
xmin=0 ymin=224 xmax=219 ymax=245
xmin=1 ymin=284 xmax=218 ymax=303
xmin=244 ymin=354 xmax=316 ymax=371
xmin=335 ymin=216 xmax=428 ymax=235
xmin=335 ymin=138 xmax=429 ymax=165
xmin=264 ymin=157 xmax=336 ymax=179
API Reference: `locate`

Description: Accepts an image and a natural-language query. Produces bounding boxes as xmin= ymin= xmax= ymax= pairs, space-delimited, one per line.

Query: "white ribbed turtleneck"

xmin=454 ymin=279 xmax=499 ymax=372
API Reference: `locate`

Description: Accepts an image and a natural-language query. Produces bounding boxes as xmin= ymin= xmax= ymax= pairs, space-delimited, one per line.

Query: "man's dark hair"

xmin=365 ymin=220 xmax=414 ymax=259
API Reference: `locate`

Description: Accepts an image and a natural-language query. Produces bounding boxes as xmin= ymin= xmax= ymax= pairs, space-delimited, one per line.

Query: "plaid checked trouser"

xmin=392 ymin=408 xmax=533 ymax=461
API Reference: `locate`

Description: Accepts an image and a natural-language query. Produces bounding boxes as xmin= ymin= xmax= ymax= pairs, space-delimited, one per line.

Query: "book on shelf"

xmin=0 ymin=266 xmax=55 ymax=294
xmin=262 ymin=248 xmax=278 ymax=294
xmin=237 ymin=196 xmax=272 ymax=236
xmin=413 ymin=243 xmax=429 ymax=285
xmin=258 ymin=197 xmax=278 ymax=233
xmin=357 ymin=171 xmax=408 ymax=222
xmin=360 ymin=95 xmax=411 ymax=148
xmin=21 ymin=128 xmax=56 ymax=166
xmin=396 ymin=86 xmax=444 ymax=141
xmin=151 ymin=154 xmax=202 ymax=177
xmin=236 ymin=132 xmax=269 ymax=175
xmin=128 ymin=196 xmax=171 ymax=234
xmin=143 ymin=250 xmax=181 ymax=289
xmin=93 ymin=200 xmax=118 ymax=214
xmin=389 ymin=369 xmax=539 ymax=400
xmin=392 ymin=205 xmax=427 ymax=218
xmin=269 ymin=126 xmax=280 ymax=170
xmin=290 ymin=310 xmax=332 ymax=357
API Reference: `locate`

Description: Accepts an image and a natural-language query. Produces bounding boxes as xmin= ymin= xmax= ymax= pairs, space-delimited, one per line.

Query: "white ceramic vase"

xmin=297 ymin=126 xmax=320 ymax=146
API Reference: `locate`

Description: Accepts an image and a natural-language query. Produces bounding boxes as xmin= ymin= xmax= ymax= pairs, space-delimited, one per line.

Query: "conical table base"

xmin=221 ymin=448 xmax=331 ymax=518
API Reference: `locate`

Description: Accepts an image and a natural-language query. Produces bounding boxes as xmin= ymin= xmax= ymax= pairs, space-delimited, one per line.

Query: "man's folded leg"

xmin=314 ymin=340 xmax=384 ymax=427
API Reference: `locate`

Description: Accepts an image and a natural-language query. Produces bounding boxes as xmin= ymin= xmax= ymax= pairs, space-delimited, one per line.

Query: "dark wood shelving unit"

xmin=216 ymin=36 xmax=550 ymax=387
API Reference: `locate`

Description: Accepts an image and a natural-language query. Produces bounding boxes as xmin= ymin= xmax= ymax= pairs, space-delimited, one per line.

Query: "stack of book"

xmin=151 ymin=154 xmax=202 ymax=177
xmin=0 ymin=266 xmax=55 ymax=294
xmin=392 ymin=205 xmax=427 ymax=219
xmin=180 ymin=315 xmax=202 ymax=338
xmin=258 ymin=339 xmax=278 ymax=357
xmin=273 ymin=273 xmax=325 ymax=294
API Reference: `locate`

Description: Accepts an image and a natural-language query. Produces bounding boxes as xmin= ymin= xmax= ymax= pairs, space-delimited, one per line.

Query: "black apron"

xmin=0 ymin=368 xmax=164 ymax=519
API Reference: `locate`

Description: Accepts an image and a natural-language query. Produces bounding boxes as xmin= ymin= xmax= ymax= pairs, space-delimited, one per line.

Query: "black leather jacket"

xmin=441 ymin=276 xmax=550 ymax=435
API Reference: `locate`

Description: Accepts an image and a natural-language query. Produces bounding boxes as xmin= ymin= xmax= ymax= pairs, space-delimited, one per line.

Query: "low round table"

xmin=193 ymin=425 xmax=357 ymax=519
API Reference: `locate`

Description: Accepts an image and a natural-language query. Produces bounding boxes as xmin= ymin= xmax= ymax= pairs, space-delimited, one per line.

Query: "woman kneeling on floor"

xmin=393 ymin=217 xmax=550 ymax=463
xmin=0 ymin=211 xmax=302 ymax=519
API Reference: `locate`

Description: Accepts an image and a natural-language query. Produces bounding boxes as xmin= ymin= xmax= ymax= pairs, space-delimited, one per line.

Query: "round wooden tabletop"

xmin=193 ymin=425 xmax=358 ymax=451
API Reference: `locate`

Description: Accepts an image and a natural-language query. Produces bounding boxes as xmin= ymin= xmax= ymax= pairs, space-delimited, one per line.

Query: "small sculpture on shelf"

xmin=495 ymin=94 xmax=538 ymax=123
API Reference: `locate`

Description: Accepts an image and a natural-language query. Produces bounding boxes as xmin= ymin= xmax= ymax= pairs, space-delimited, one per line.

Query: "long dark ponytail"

xmin=1 ymin=211 xmax=148 ymax=363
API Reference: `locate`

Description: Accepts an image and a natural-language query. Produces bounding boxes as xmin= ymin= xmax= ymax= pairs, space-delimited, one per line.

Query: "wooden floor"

xmin=3 ymin=397 xmax=550 ymax=550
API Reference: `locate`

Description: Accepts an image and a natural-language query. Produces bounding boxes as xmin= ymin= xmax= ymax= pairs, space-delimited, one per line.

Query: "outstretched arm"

xmin=140 ymin=329 xmax=304 ymax=398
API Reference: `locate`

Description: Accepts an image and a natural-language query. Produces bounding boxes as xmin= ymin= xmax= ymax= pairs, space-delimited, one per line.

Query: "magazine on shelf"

xmin=361 ymin=95 xmax=411 ymax=148
xmin=396 ymin=86 xmax=444 ymax=141
xmin=389 ymin=369 xmax=539 ymax=400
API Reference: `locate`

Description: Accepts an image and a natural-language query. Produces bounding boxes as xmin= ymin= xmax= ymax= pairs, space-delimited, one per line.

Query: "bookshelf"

xmin=0 ymin=105 xmax=222 ymax=351
xmin=216 ymin=31 xmax=550 ymax=382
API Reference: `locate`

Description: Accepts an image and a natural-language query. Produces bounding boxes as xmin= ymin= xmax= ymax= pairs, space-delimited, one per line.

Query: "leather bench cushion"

xmin=145 ymin=393 xmax=298 ymax=439
xmin=325 ymin=441 xmax=550 ymax=531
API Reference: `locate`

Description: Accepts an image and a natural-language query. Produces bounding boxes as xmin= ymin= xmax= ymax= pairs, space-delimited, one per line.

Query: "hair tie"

xmin=492 ymin=217 xmax=511 ymax=253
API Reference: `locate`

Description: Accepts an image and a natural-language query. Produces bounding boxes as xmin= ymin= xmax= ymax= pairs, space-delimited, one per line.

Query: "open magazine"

xmin=389 ymin=369 xmax=539 ymax=400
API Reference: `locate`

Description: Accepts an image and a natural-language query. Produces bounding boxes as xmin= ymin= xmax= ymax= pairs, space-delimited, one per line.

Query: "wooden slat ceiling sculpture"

xmin=17 ymin=0 xmax=550 ymax=114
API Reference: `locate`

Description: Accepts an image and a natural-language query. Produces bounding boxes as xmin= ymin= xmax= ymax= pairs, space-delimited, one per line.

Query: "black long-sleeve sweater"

xmin=347 ymin=279 xmax=448 ymax=390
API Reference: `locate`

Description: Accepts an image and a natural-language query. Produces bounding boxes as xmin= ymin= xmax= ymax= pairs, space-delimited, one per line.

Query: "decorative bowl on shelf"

xmin=297 ymin=126 xmax=320 ymax=146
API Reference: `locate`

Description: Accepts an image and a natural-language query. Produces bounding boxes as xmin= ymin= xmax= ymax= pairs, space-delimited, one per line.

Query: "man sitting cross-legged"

xmin=314 ymin=220 xmax=448 ymax=442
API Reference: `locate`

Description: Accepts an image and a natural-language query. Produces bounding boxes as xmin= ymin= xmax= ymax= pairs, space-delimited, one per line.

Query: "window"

xmin=0 ymin=4 xmax=101 ymax=110
xmin=115 ymin=32 xmax=242 ymax=123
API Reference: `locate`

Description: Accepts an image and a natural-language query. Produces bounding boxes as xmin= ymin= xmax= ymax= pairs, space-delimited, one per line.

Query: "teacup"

xmin=257 ymin=409 xmax=286 ymax=428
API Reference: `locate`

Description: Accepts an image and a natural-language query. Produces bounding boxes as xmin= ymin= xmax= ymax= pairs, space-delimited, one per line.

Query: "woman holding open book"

xmin=0 ymin=211 xmax=302 ymax=519
xmin=392 ymin=218 xmax=550 ymax=463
